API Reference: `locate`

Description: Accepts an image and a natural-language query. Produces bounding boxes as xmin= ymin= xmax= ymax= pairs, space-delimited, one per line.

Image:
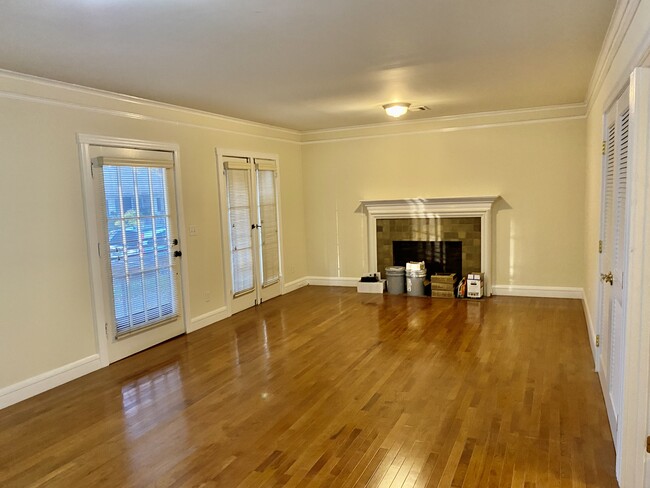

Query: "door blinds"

xmin=93 ymin=157 xmax=180 ymax=338
xmin=225 ymin=161 xmax=255 ymax=296
xmin=256 ymin=162 xmax=280 ymax=287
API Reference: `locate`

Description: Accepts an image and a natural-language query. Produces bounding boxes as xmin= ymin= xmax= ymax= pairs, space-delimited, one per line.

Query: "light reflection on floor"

xmin=121 ymin=362 xmax=187 ymax=440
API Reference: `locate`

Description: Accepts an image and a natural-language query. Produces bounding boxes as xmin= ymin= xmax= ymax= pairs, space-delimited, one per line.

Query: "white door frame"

xmin=77 ymin=134 xmax=191 ymax=367
xmin=616 ymin=67 xmax=650 ymax=488
xmin=595 ymin=101 xmax=617 ymax=377
xmin=215 ymin=148 xmax=284 ymax=317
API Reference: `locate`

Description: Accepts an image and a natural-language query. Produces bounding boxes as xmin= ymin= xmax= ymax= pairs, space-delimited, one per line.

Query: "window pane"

xmin=226 ymin=167 xmax=254 ymax=295
xmin=102 ymin=164 xmax=179 ymax=338
xmin=257 ymin=169 xmax=279 ymax=286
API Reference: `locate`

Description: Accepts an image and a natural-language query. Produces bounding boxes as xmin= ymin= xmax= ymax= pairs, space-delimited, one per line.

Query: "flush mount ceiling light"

xmin=382 ymin=102 xmax=411 ymax=118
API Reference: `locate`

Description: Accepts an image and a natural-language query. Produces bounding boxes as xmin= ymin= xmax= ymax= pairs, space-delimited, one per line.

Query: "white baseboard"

xmin=581 ymin=289 xmax=598 ymax=370
xmin=290 ymin=278 xmax=583 ymax=299
xmin=306 ymin=276 xmax=359 ymax=287
xmin=0 ymin=354 xmax=102 ymax=410
xmin=304 ymin=279 xmax=584 ymax=297
xmin=188 ymin=306 xmax=229 ymax=333
xmin=491 ymin=284 xmax=583 ymax=299
xmin=283 ymin=277 xmax=309 ymax=294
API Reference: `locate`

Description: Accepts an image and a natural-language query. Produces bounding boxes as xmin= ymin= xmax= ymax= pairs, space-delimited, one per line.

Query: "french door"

xmin=218 ymin=152 xmax=282 ymax=314
xmin=89 ymin=145 xmax=185 ymax=363
xmin=598 ymin=89 xmax=630 ymax=444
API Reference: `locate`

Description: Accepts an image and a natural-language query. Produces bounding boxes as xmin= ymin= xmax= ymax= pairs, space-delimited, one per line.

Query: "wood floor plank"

xmin=0 ymin=288 xmax=617 ymax=487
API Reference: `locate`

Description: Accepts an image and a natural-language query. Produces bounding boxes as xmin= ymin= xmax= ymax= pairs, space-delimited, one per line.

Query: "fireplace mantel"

xmin=361 ymin=196 xmax=498 ymax=295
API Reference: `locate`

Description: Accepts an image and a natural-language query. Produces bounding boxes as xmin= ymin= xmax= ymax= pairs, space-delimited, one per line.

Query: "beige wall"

xmin=583 ymin=0 xmax=650 ymax=339
xmin=302 ymin=116 xmax=587 ymax=288
xmin=0 ymin=74 xmax=307 ymax=389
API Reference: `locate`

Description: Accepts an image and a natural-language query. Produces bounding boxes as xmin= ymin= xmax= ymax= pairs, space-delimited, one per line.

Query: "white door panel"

xmin=598 ymin=89 xmax=630 ymax=450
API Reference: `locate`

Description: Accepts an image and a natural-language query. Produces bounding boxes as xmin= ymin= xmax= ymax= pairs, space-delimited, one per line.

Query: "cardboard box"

xmin=467 ymin=278 xmax=484 ymax=298
xmin=431 ymin=290 xmax=455 ymax=298
xmin=430 ymin=282 xmax=455 ymax=291
xmin=430 ymin=273 xmax=457 ymax=283
xmin=357 ymin=279 xmax=386 ymax=294
xmin=466 ymin=271 xmax=484 ymax=298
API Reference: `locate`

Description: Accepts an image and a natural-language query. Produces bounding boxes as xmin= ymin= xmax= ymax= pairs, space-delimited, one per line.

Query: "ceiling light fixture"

xmin=383 ymin=102 xmax=411 ymax=118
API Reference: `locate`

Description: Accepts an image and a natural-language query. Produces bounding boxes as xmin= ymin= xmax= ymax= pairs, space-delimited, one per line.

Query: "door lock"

xmin=600 ymin=272 xmax=613 ymax=285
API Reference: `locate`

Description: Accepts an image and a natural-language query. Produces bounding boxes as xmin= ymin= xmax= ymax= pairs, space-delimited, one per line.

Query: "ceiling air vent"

xmin=409 ymin=105 xmax=430 ymax=112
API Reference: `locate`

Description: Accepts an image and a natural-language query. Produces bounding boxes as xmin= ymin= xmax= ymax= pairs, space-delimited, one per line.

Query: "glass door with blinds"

xmin=90 ymin=146 xmax=185 ymax=363
xmin=219 ymin=153 xmax=282 ymax=314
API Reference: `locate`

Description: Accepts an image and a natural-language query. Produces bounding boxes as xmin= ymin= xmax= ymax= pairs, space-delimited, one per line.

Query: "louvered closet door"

xmin=221 ymin=155 xmax=282 ymax=314
xmin=598 ymin=90 xmax=630 ymax=442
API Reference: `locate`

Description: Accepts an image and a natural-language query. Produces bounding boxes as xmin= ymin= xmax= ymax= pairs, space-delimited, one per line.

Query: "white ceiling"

xmin=0 ymin=0 xmax=616 ymax=131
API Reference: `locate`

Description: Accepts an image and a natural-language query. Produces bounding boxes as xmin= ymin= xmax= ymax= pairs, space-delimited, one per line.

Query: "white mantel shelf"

xmin=361 ymin=196 xmax=499 ymax=296
xmin=360 ymin=196 xmax=499 ymax=215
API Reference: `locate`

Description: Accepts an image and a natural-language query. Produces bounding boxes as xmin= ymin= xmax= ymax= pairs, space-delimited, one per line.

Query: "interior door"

xmin=254 ymin=158 xmax=282 ymax=302
xmin=599 ymin=90 xmax=630 ymax=444
xmin=91 ymin=146 xmax=185 ymax=363
xmin=219 ymin=153 xmax=282 ymax=314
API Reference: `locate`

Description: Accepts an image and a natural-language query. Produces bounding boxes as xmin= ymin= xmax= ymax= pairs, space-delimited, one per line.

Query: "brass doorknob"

xmin=600 ymin=272 xmax=613 ymax=285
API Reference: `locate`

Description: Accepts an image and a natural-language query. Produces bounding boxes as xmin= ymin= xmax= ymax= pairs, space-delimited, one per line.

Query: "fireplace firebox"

xmin=392 ymin=241 xmax=462 ymax=280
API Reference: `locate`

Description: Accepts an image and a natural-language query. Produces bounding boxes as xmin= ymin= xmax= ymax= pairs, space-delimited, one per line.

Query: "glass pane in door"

xmin=103 ymin=165 xmax=178 ymax=337
xmin=226 ymin=168 xmax=254 ymax=295
xmin=256 ymin=169 xmax=280 ymax=286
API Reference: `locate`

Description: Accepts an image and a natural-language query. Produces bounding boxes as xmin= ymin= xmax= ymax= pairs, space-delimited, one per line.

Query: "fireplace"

xmin=377 ymin=217 xmax=480 ymax=279
xmin=360 ymin=197 xmax=497 ymax=296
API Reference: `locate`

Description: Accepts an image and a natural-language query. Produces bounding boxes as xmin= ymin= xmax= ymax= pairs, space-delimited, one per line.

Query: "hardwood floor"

xmin=0 ymin=287 xmax=617 ymax=487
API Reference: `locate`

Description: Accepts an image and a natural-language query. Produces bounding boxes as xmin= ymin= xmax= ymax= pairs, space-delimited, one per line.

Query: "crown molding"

xmin=586 ymin=0 xmax=642 ymax=111
xmin=301 ymin=114 xmax=585 ymax=145
xmin=302 ymin=103 xmax=586 ymax=136
xmin=0 ymin=68 xmax=589 ymax=145
xmin=0 ymin=68 xmax=301 ymax=143
xmin=300 ymin=104 xmax=586 ymax=144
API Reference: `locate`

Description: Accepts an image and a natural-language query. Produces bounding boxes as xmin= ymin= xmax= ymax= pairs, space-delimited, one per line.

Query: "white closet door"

xmin=610 ymin=98 xmax=629 ymax=427
xmin=598 ymin=89 xmax=630 ymax=445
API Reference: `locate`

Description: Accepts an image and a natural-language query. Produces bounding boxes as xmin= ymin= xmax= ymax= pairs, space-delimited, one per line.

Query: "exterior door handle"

xmin=600 ymin=272 xmax=613 ymax=285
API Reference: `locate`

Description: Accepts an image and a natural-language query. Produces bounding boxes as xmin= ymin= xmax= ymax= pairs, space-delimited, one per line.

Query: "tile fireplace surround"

xmin=377 ymin=217 xmax=481 ymax=279
xmin=360 ymin=197 xmax=498 ymax=296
